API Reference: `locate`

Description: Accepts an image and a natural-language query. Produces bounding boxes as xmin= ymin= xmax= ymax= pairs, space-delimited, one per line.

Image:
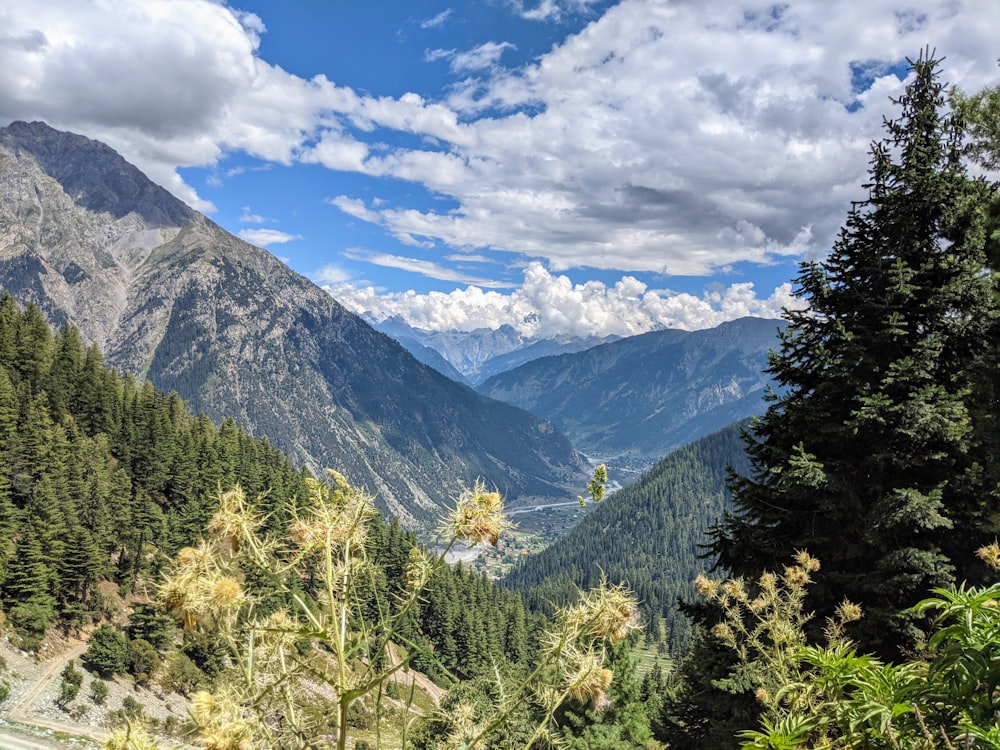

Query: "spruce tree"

xmin=710 ymin=53 xmax=997 ymax=655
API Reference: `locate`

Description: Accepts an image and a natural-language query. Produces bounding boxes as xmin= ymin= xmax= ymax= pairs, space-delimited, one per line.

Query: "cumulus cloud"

xmin=324 ymin=261 xmax=802 ymax=337
xmin=239 ymin=206 xmax=267 ymax=224
xmin=238 ymin=228 xmax=303 ymax=246
xmin=509 ymin=0 xmax=603 ymax=22
xmin=3 ymin=0 xmax=999 ymax=292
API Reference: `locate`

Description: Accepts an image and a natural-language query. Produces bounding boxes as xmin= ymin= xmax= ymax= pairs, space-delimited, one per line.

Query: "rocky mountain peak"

xmin=0 ymin=121 xmax=586 ymax=525
xmin=1 ymin=120 xmax=194 ymax=228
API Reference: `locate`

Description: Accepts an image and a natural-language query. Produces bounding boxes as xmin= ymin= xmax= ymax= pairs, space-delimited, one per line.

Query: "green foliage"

xmin=120 ymin=695 xmax=144 ymax=721
xmin=125 ymin=603 xmax=174 ymax=651
xmin=85 ymin=623 xmax=131 ymax=677
xmin=59 ymin=659 xmax=83 ymax=705
xmin=710 ymin=548 xmax=1000 ymax=749
xmin=0 ymin=294 xmax=312 ymax=638
xmin=89 ymin=677 xmax=109 ymax=705
xmin=127 ymin=638 xmax=160 ymax=683
xmin=711 ymin=53 xmax=999 ymax=657
xmin=507 ymin=422 xmax=751 ymax=654
xmin=8 ymin=600 xmax=56 ymax=651
xmin=577 ymin=464 xmax=607 ymax=506
xmin=161 ymin=651 xmax=204 ymax=696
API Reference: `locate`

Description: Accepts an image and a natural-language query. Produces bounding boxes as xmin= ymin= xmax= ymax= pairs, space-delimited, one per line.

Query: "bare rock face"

xmin=0 ymin=121 xmax=585 ymax=525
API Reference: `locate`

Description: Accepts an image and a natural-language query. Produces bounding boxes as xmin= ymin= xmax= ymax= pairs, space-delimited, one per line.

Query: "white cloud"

xmin=238 ymin=228 xmax=303 ymax=246
xmin=509 ymin=0 xmax=602 ymax=22
xmin=421 ymin=9 xmax=453 ymax=29
xmin=239 ymin=206 xmax=267 ymax=224
xmin=341 ymin=250 xmax=512 ymax=287
xmin=313 ymin=263 xmax=352 ymax=285
xmin=449 ymin=41 xmax=516 ymax=73
xmin=325 ymin=261 xmax=802 ymax=337
xmin=3 ymin=0 xmax=999 ymax=284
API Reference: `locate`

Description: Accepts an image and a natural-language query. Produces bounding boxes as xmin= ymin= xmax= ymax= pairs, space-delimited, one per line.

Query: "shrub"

xmin=8 ymin=601 xmax=56 ymax=651
xmin=58 ymin=660 xmax=83 ymax=705
xmin=90 ymin=678 xmax=109 ymax=705
xmin=161 ymin=651 xmax=204 ymax=696
xmin=128 ymin=638 xmax=161 ymax=683
xmin=84 ymin=624 xmax=131 ymax=677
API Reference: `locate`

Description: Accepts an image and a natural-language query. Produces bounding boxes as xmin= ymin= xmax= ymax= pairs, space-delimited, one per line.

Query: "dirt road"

xmin=1 ymin=641 xmax=103 ymax=749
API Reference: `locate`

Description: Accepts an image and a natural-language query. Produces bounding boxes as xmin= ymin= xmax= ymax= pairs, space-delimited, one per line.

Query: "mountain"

xmin=478 ymin=317 xmax=781 ymax=469
xmin=504 ymin=421 xmax=752 ymax=654
xmin=365 ymin=315 xmax=619 ymax=384
xmin=0 ymin=121 xmax=586 ymax=525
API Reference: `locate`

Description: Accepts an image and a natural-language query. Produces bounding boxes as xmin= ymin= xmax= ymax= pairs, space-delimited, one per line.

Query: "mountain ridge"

xmin=478 ymin=317 xmax=782 ymax=468
xmin=0 ymin=120 xmax=587 ymax=525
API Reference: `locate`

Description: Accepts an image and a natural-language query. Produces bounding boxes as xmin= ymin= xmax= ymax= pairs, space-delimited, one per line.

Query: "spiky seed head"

xmin=783 ymin=565 xmax=811 ymax=587
xmin=758 ymin=571 xmax=778 ymax=593
xmin=721 ymin=578 xmax=747 ymax=602
xmin=212 ymin=577 xmax=243 ymax=606
xmin=447 ymin=481 xmax=509 ymax=547
xmin=694 ymin=573 xmax=719 ymax=598
xmin=711 ymin=622 xmax=734 ymax=643
xmin=836 ymin=599 xmax=863 ymax=623
xmin=793 ymin=550 xmax=821 ymax=573
xmin=976 ymin=541 xmax=1000 ymax=570
xmin=565 ymin=651 xmax=614 ymax=703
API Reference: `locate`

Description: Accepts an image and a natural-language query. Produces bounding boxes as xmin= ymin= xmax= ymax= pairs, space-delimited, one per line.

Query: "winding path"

xmin=1 ymin=642 xmax=104 ymax=749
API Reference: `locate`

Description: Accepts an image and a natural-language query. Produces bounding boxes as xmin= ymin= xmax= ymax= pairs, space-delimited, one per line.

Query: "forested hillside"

xmin=504 ymin=422 xmax=751 ymax=654
xmin=0 ymin=292 xmax=540 ymax=683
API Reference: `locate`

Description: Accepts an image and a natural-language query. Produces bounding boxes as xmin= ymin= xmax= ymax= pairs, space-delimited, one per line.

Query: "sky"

xmin=2 ymin=1 xmax=1000 ymax=339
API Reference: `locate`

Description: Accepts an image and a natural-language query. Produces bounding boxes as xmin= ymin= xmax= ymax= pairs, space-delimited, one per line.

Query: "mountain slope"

xmin=0 ymin=121 xmax=586 ymax=525
xmin=504 ymin=421 xmax=751 ymax=653
xmin=478 ymin=318 xmax=781 ymax=466
xmin=366 ymin=315 xmax=619 ymax=384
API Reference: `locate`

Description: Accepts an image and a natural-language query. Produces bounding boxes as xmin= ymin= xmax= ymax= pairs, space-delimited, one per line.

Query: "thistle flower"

xmin=793 ymin=550 xmax=821 ymax=573
xmin=783 ymin=565 xmax=811 ymax=587
xmin=570 ymin=582 xmax=641 ymax=644
xmin=206 ymin=487 xmax=263 ymax=553
xmin=694 ymin=573 xmax=719 ymax=598
xmin=445 ymin=481 xmax=510 ymax=547
xmin=564 ymin=650 xmax=615 ymax=703
xmin=711 ymin=622 xmax=734 ymax=644
xmin=190 ymin=690 xmax=254 ymax=750
xmin=212 ymin=577 xmax=243 ymax=607
xmin=290 ymin=479 xmax=376 ymax=553
xmin=721 ymin=578 xmax=748 ymax=602
xmin=836 ymin=599 xmax=863 ymax=623
xmin=405 ymin=546 xmax=436 ymax=591
xmin=976 ymin=541 xmax=1000 ymax=570
xmin=758 ymin=571 xmax=778 ymax=594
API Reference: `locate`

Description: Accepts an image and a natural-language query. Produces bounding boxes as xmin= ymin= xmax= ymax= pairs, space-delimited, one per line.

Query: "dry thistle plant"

xmin=443 ymin=578 xmax=640 ymax=749
xmin=697 ymin=551 xmax=860 ymax=720
xmin=151 ymin=472 xmax=529 ymax=750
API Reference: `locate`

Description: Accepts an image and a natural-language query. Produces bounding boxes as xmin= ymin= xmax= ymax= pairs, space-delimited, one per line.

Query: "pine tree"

xmin=710 ymin=53 xmax=997 ymax=655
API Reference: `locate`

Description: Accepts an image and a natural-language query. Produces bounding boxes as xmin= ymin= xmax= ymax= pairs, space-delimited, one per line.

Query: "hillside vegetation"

xmin=504 ymin=422 xmax=751 ymax=655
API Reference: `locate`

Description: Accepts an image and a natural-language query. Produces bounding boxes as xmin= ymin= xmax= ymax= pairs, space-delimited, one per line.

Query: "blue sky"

xmin=3 ymin=1 xmax=1000 ymax=338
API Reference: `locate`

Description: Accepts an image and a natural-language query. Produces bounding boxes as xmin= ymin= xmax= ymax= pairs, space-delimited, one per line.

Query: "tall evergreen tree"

xmin=710 ymin=53 xmax=998 ymax=655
